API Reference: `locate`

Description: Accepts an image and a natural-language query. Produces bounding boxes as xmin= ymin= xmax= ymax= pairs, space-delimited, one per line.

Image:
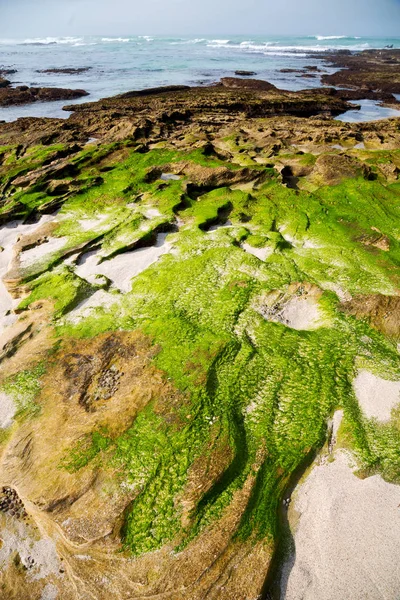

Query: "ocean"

xmin=1 ymin=34 xmax=400 ymax=122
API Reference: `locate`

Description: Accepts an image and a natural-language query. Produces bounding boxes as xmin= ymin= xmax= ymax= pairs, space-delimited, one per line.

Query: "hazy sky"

xmin=1 ymin=0 xmax=400 ymax=37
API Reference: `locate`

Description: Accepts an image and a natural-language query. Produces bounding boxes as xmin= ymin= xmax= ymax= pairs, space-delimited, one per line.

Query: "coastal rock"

xmin=0 ymin=77 xmax=10 ymax=88
xmin=0 ymin=56 xmax=400 ymax=599
xmin=220 ymin=77 xmax=277 ymax=91
xmin=37 ymin=67 xmax=92 ymax=74
xmin=320 ymin=49 xmax=400 ymax=94
xmin=310 ymin=153 xmax=371 ymax=186
xmin=0 ymin=85 xmax=89 ymax=107
xmin=234 ymin=70 xmax=257 ymax=76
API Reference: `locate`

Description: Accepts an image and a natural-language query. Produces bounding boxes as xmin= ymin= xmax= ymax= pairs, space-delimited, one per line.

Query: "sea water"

xmin=0 ymin=34 xmax=399 ymax=122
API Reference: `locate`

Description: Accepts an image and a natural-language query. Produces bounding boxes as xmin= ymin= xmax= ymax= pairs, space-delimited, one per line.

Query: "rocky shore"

xmin=0 ymin=49 xmax=399 ymax=600
xmin=0 ymin=77 xmax=88 ymax=108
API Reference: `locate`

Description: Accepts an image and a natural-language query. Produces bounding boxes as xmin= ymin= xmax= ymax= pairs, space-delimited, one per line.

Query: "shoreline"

xmin=0 ymin=43 xmax=400 ymax=600
xmin=1 ymin=47 xmax=400 ymax=123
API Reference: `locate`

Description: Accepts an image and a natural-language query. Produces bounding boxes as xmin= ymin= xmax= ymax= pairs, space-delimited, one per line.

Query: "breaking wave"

xmin=314 ymin=35 xmax=361 ymax=41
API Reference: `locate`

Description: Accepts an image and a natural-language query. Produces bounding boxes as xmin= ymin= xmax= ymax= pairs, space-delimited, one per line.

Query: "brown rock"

xmin=37 ymin=67 xmax=92 ymax=75
xmin=311 ymin=153 xmax=371 ymax=186
xmin=235 ymin=70 xmax=257 ymax=76
xmin=0 ymin=85 xmax=89 ymax=107
xmin=220 ymin=77 xmax=277 ymax=91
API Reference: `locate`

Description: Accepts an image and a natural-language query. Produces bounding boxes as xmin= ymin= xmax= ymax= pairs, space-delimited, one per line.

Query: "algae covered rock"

xmin=311 ymin=152 xmax=372 ymax=186
xmin=0 ymin=75 xmax=400 ymax=600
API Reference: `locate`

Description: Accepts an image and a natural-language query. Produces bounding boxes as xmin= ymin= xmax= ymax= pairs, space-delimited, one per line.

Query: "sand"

xmin=0 ymin=216 xmax=55 ymax=334
xmin=0 ymin=518 xmax=61 ymax=581
xmin=0 ymin=392 xmax=16 ymax=429
xmin=207 ymin=220 xmax=233 ymax=232
xmin=242 ymin=242 xmax=273 ymax=261
xmin=260 ymin=295 xmax=322 ymax=331
xmin=41 ymin=584 xmax=59 ymax=600
xmin=75 ymin=232 xmax=171 ymax=293
xmin=282 ymin=450 xmax=400 ymax=600
xmin=67 ymin=290 xmax=118 ymax=323
xmin=353 ymin=370 xmax=400 ymax=421
xmin=78 ymin=213 xmax=110 ymax=232
xmin=19 ymin=236 xmax=67 ymax=270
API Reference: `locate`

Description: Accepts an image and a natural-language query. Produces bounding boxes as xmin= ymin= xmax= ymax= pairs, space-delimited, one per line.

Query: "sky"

xmin=0 ymin=0 xmax=400 ymax=37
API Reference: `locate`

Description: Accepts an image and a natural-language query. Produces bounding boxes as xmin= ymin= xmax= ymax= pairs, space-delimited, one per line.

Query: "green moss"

xmin=61 ymin=428 xmax=113 ymax=472
xmin=2 ymin=141 xmax=400 ymax=558
xmin=2 ymin=363 xmax=46 ymax=419
xmin=18 ymin=267 xmax=95 ymax=317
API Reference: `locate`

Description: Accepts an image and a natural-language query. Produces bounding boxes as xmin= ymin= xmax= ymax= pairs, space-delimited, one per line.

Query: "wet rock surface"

xmin=0 ymin=85 xmax=89 ymax=107
xmin=37 ymin=67 xmax=92 ymax=75
xmin=0 ymin=49 xmax=399 ymax=600
xmin=320 ymin=49 xmax=400 ymax=94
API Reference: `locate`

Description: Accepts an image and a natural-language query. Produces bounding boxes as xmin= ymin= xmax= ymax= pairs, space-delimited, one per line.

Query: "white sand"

xmin=19 ymin=236 xmax=67 ymax=270
xmin=0 ymin=392 xmax=16 ymax=429
xmin=242 ymin=242 xmax=273 ymax=261
xmin=41 ymin=584 xmax=59 ymax=600
xmin=0 ymin=519 xmax=61 ymax=581
xmin=207 ymin=220 xmax=233 ymax=232
xmin=67 ymin=290 xmax=118 ymax=323
xmin=75 ymin=232 xmax=171 ymax=293
xmin=281 ymin=450 xmax=400 ymax=600
xmin=160 ymin=173 xmax=180 ymax=181
xmin=353 ymin=370 xmax=400 ymax=422
xmin=78 ymin=213 xmax=110 ymax=232
xmin=302 ymin=239 xmax=323 ymax=249
xmin=0 ymin=216 xmax=55 ymax=334
xmin=261 ymin=296 xmax=322 ymax=331
xmin=143 ymin=208 xmax=162 ymax=218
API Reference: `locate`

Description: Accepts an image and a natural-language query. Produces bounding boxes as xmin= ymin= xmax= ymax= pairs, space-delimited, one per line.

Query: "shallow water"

xmin=1 ymin=34 xmax=399 ymax=122
xmin=336 ymin=98 xmax=400 ymax=123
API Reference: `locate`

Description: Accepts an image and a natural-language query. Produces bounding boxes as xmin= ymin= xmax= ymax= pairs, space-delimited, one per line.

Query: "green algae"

xmin=1 ymin=363 xmax=46 ymax=420
xmin=4 ymin=142 xmax=400 ymax=558
xmin=18 ymin=267 xmax=95 ymax=317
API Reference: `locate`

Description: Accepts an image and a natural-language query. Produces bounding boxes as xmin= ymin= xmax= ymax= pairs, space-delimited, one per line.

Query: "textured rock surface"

xmin=0 ymin=54 xmax=399 ymax=599
xmin=0 ymin=85 xmax=89 ymax=107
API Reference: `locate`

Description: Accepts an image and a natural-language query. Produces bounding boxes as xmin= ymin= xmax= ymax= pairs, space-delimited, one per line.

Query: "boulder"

xmin=0 ymin=85 xmax=89 ymax=107
xmin=37 ymin=67 xmax=92 ymax=74
xmin=235 ymin=70 xmax=257 ymax=76
xmin=311 ymin=153 xmax=371 ymax=186
xmin=220 ymin=77 xmax=277 ymax=91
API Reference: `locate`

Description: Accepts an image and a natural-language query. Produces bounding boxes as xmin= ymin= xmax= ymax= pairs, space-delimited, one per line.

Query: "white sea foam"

xmin=315 ymin=35 xmax=348 ymax=40
xmin=102 ymin=37 xmax=130 ymax=43
xmin=20 ymin=37 xmax=84 ymax=45
xmin=170 ymin=38 xmax=207 ymax=45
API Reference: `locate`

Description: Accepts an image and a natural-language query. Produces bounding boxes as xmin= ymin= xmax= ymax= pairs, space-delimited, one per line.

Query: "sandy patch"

xmin=41 ymin=584 xmax=59 ymax=600
xmin=281 ymin=450 xmax=400 ymax=600
xmin=75 ymin=232 xmax=171 ymax=293
xmin=67 ymin=290 xmax=118 ymax=324
xmin=0 ymin=392 xmax=16 ymax=429
xmin=321 ymin=281 xmax=352 ymax=302
xmin=302 ymin=239 xmax=323 ymax=249
xmin=0 ymin=216 xmax=55 ymax=334
xmin=242 ymin=242 xmax=273 ymax=261
xmin=353 ymin=370 xmax=400 ymax=422
xmin=143 ymin=207 xmax=162 ymax=218
xmin=160 ymin=173 xmax=180 ymax=181
xmin=259 ymin=293 xmax=323 ymax=331
xmin=19 ymin=236 xmax=67 ymax=270
xmin=78 ymin=213 xmax=109 ymax=232
xmin=0 ymin=518 xmax=61 ymax=581
xmin=207 ymin=220 xmax=233 ymax=232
